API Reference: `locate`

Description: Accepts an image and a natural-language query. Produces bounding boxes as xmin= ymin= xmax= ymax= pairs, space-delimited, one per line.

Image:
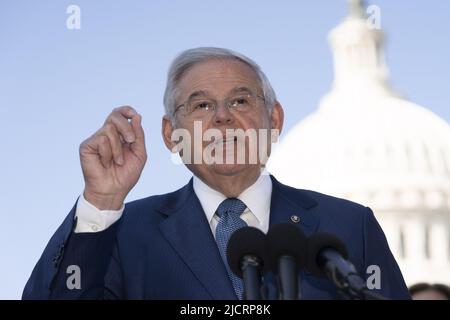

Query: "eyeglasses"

xmin=174 ymin=90 xmax=265 ymax=119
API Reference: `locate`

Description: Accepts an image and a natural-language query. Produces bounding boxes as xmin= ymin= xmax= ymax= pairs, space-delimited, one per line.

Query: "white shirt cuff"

xmin=74 ymin=193 xmax=125 ymax=233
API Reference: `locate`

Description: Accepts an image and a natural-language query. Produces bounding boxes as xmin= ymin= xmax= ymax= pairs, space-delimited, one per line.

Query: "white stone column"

xmin=430 ymin=222 xmax=449 ymax=266
xmin=403 ymin=218 xmax=426 ymax=263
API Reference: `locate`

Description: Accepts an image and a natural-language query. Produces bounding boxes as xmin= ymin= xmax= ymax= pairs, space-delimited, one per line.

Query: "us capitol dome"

xmin=267 ymin=0 xmax=450 ymax=285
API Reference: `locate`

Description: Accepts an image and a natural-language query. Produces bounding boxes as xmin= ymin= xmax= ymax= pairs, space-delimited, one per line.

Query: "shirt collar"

xmin=192 ymin=170 xmax=272 ymax=226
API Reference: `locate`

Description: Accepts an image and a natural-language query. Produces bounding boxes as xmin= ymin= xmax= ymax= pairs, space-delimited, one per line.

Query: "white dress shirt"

xmin=74 ymin=172 xmax=272 ymax=235
xmin=193 ymin=172 xmax=272 ymax=236
xmin=74 ymin=193 xmax=124 ymax=233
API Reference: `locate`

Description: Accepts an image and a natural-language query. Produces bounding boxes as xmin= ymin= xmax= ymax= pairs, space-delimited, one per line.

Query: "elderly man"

xmin=23 ymin=47 xmax=409 ymax=299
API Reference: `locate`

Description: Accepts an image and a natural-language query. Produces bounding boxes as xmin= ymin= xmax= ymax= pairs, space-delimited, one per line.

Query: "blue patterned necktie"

xmin=215 ymin=198 xmax=248 ymax=300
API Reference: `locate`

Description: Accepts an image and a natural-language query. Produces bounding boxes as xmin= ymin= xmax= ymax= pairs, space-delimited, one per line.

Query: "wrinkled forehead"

xmin=176 ymin=59 xmax=261 ymax=101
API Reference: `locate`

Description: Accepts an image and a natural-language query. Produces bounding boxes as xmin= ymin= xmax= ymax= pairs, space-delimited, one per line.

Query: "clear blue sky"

xmin=0 ymin=0 xmax=449 ymax=299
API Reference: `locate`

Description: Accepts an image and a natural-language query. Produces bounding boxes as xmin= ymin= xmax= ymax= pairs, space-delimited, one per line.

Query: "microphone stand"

xmin=241 ymin=255 xmax=263 ymax=300
xmin=331 ymin=272 xmax=389 ymax=300
xmin=276 ymin=255 xmax=301 ymax=300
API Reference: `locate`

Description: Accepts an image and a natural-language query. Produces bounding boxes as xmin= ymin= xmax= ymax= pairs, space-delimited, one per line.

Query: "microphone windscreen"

xmin=266 ymin=223 xmax=307 ymax=273
xmin=306 ymin=232 xmax=349 ymax=277
xmin=226 ymin=227 xmax=269 ymax=278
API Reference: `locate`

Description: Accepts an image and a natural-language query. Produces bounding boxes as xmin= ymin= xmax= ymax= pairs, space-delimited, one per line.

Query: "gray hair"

xmin=163 ymin=47 xmax=277 ymax=123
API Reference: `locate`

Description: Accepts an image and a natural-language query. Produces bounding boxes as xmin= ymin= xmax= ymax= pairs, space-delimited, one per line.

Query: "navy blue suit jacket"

xmin=23 ymin=175 xmax=410 ymax=299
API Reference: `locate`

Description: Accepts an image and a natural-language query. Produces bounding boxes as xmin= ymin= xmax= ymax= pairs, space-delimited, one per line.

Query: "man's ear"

xmin=270 ymin=100 xmax=284 ymax=135
xmin=162 ymin=115 xmax=177 ymax=151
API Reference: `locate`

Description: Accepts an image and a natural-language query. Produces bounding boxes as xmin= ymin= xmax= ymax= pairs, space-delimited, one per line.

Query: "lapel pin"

xmin=290 ymin=215 xmax=300 ymax=223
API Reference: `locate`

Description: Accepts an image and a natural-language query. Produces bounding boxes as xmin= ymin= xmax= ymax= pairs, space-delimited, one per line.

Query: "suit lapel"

xmin=269 ymin=175 xmax=320 ymax=236
xmin=265 ymin=175 xmax=322 ymax=299
xmin=158 ymin=179 xmax=237 ymax=300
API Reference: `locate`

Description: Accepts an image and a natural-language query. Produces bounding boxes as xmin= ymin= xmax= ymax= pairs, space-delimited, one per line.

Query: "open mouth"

xmin=214 ymin=136 xmax=238 ymax=146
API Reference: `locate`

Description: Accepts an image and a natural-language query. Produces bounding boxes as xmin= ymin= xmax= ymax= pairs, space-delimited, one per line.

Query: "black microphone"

xmin=306 ymin=232 xmax=387 ymax=300
xmin=227 ymin=227 xmax=269 ymax=300
xmin=266 ymin=223 xmax=307 ymax=300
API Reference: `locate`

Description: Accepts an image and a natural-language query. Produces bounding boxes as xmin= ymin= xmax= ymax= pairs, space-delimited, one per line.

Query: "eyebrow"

xmin=228 ymin=86 xmax=254 ymax=95
xmin=183 ymin=86 xmax=254 ymax=103
xmin=186 ymin=90 xmax=210 ymax=101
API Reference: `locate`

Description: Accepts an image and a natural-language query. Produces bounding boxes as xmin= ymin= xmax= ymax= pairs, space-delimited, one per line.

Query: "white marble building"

xmin=268 ymin=0 xmax=450 ymax=286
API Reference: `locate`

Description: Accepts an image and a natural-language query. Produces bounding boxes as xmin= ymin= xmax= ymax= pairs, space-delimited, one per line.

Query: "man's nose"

xmin=212 ymin=104 xmax=234 ymax=126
